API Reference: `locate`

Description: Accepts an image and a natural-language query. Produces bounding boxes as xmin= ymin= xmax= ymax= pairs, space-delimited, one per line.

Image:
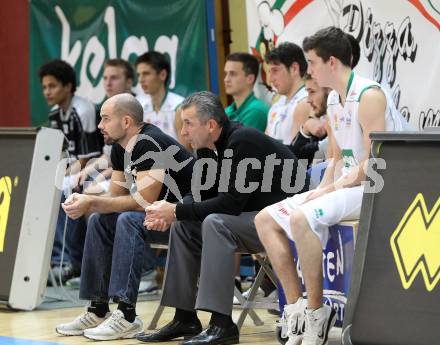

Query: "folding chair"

xmin=147 ymin=246 xmax=278 ymax=331
xmin=233 ymin=253 xmax=279 ymax=329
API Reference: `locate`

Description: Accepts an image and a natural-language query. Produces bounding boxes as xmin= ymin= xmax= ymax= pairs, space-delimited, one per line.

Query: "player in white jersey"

xmin=265 ymin=42 xmax=311 ymax=144
xmin=135 ymin=52 xmax=185 ymax=142
xmin=255 ymin=27 xmax=410 ymax=345
xmin=137 ymin=91 xmax=184 ymax=138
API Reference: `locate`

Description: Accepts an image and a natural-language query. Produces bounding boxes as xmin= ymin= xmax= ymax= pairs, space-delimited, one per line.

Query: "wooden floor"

xmin=0 ymin=299 xmax=343 ymax=344
xmin=0 ymin=299 xmax=283 ymax=344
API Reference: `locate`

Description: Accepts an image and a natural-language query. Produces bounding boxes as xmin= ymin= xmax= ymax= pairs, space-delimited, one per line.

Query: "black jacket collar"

xmin=214 ymin=120 xmax=242 ymax=154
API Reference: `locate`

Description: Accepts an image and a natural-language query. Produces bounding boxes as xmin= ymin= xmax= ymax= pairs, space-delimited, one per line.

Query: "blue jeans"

xmin=79 ymin=211 xmax=169 ymax=304
xmin=51 ymin=194 xmax=85 ymax=269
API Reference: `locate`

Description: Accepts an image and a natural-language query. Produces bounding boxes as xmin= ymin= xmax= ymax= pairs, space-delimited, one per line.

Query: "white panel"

xmin=9 ymin=128 xmax=65 ymax=310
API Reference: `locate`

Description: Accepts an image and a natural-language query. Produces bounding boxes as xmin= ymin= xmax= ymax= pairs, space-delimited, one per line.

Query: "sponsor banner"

xmin=390 ymin=193 xmax=440 ymax=292
xmin=343 ymin=133 xmax=440 ymax=345
xmin=0 ymin=133 xmax=34 ymax=300
xmin=278 ymin=223 xmax=356 ymax=327
xmin=30 ymin=0 xmax=208 ymax=126
xmin=246 ymin=0 xmax=440 ymax=130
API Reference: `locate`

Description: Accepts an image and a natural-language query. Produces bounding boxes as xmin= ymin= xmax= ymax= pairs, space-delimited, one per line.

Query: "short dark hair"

xmin=181 ymin=91 xmax=228 ymax=126
xmin=345 ymin=33 xmax=360 ymax=68
xmin=39 ymin=59 xmax=77 ymax=94
xmin=105 ymin=58 xmax=135 ymax=81
xmin=265 ymin=42 xmax=307 ymax=77
xmin=135 ymin=51 xmax=171 ymax=86
xmin=226 ymin=52 xmax=260 ymax=83
xmin=302 ymin=26 xmax=352 ymax=67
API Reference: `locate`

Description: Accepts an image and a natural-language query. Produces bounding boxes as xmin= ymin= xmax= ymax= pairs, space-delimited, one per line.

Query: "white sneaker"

xmin=233 ymin=287 xmax=264 ymax=304
xmin=139 ymin=270 xmax=158 ymax=294
xmin=56 ymin=310 xmax=110 ymax=336
xmin=301 ymin=305 xmax=336 ymax=345
xmin=280 ymin=297 xmax=307 ymax=345
xmin=83 ymin=309 xmax=143 ymax=340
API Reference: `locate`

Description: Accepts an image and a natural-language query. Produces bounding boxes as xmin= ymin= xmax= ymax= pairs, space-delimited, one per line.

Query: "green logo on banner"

xmin=30 ymin=0 xmax=208 ymax=126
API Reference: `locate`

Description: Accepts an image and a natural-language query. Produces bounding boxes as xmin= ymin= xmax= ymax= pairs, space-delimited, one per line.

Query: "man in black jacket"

xmin=137 ymin=91 xmax=308 ymax=345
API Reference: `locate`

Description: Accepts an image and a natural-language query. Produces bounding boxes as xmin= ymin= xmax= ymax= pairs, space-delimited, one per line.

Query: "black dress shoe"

xmin=137 ymin=319 xmax=202 ymax=342
xmin=180 ymin=323 xmax=239 ymax=345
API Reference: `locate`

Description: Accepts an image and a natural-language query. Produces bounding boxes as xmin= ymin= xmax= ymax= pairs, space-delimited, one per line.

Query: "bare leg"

xmin=254 ymin=209 xmax=302 ymax=304
xmin=290 ymin=209 xmax=323 ymax=309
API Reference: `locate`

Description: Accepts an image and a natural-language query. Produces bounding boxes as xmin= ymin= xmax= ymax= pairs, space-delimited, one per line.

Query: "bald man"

xmin=55 ymin=93 xmax=195 ymax=341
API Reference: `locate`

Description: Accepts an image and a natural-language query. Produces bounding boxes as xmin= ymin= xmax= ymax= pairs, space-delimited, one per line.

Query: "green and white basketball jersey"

xmin=266 ymin=86 xmax=308 ymax=145
xmin=327 ymin=72 xmax=411 ymax=176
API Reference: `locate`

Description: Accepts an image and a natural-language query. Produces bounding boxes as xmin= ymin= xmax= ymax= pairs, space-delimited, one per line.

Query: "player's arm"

xmin=79 ymin=154 xmax=111 ymax=183
xmin=291 ymin=99 xmax=311 ymax=140
xmin=317 ymin=119 xmax=341 ymax=189
xmin=109 ymin=170 xmax=129 ymax=196
xmin=88 ymin=169 xmax=164 ymax=213
xmin=325 ymin=117 xmax=333 ymax=159
xmin=78 ymin=158 xmax=90 ymax=169
xmin=63 ymin=169 xmax=165 ymax=218
xmin=331 ymin=87 xmax=386 ymax=190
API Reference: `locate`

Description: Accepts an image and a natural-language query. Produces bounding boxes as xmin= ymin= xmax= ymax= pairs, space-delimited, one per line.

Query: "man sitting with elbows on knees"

xmin=55 ymin=93 xmax=194 ymax=341
xmin=137 ymin=91 xmax=307 ymax=345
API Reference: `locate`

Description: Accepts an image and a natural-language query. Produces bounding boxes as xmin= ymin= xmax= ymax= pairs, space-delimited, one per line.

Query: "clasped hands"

xmin=144 ymin=200 xmax=176 ymax=232
xmin=62 ymin=193 xmax=90 ymax=219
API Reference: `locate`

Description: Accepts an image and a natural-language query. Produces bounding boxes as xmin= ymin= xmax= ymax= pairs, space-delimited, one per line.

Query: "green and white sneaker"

xmin=56 ymin=310 xmax=110 ymax=336
xmin=83 ymin=309 xmax=143 ymax=340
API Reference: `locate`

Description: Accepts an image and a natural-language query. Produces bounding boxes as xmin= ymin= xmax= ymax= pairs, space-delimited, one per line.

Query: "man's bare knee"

xmin=290 ymin=209 xmax=309 ymax=241
xmin=254 ymin=210 xmax=267 ymax=232
xmin=255 ymin=209 xmax=281 ymax=236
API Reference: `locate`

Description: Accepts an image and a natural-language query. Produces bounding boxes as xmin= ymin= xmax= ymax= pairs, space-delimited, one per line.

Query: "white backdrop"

xmin=246 ymin=0 xmax=440 ymax=130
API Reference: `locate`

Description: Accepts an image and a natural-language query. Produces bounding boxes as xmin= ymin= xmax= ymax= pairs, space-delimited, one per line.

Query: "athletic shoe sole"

xmin=83 ymin=328 xmax=142 ymax=341
xmin=55 ymin=328 xmax=84 ymax=336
